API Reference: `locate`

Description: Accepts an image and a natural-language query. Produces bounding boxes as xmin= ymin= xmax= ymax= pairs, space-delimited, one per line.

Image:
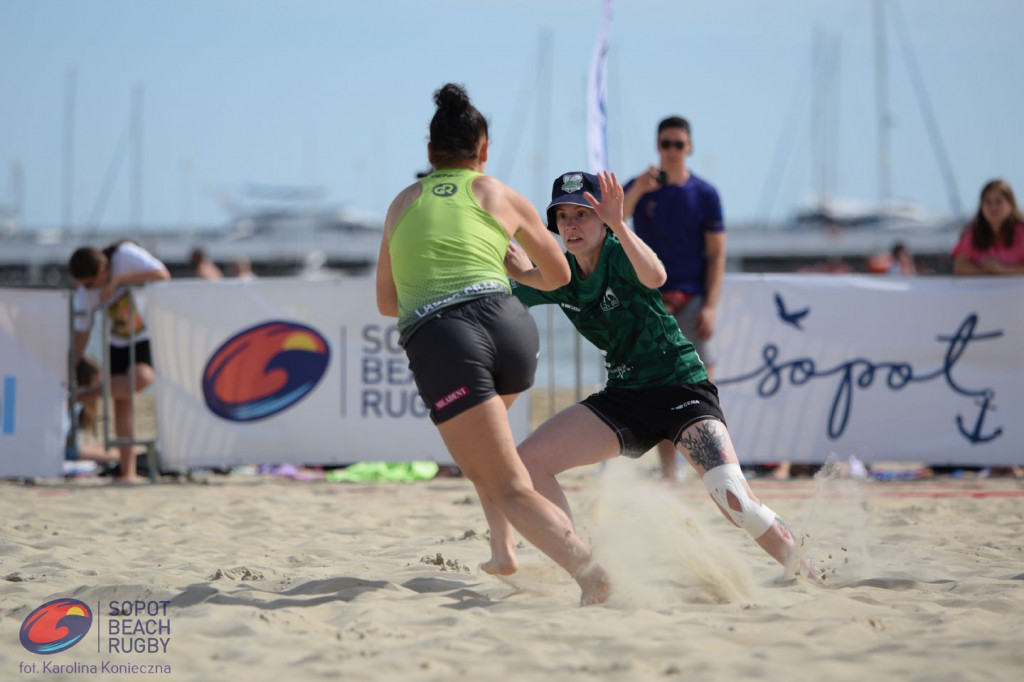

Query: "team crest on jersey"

xmin=600 ymin=287 xmax=620 ymax=312
xmin=560 ymin=173 xmax=584 ymax=193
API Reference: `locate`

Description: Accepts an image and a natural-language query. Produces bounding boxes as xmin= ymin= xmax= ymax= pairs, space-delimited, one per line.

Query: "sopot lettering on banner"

xmin=720 ymin=313 xmax=1004 ymax=443
xmin=359 ymin=325 xmax=428 ymax=419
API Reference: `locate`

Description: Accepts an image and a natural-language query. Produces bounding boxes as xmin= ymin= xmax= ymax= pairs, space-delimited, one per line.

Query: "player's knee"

xmin=472 ymin=471 xmax=530 ymax=505
xmin=134 ymin=364 xmax=155 ymax=391
xmin=518 ymin=440 xmax=564 ymax=482
xmin=702 ymin=463 xmax=776 ymax=538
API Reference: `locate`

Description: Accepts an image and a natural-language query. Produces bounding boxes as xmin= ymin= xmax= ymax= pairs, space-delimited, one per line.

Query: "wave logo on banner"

xmin=721 ymin=304 xmax=1004 ymax=444
xmin=20 ymin=599 xmax=94 ymax=654
xmin=202 ymin=321 xmax=330 ymax=422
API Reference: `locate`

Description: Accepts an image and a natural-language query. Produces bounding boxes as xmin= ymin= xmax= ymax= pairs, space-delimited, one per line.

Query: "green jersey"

xmin=511 ymin=232 xmax=708 ymax=389
xmin=390 ymin=168 xmax=511 ymax=342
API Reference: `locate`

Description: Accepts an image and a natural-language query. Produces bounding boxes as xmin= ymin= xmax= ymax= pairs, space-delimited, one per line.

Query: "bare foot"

xmin=578 ymin=564 xmax=612 ymax=606
xmin=480 ymin=556 xmax=518 ymax=576
xmin=113 ymin=475 xmax=142 ymax=485
xmin=771 ymin=461 xmax=791 ymax=480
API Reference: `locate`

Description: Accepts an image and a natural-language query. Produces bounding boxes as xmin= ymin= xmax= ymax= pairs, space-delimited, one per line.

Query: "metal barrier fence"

xmin=97 ymin=293 xmax=160 ymax=482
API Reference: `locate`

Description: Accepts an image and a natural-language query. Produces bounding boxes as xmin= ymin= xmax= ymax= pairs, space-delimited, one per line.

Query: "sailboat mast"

xmin=874 ymin=0 xmax=892 ymax=205
xmin=811 ymin=29 xmax=840 ymax=212
xmin=131 ymin=84 xmax=144 ymax=232
xmin=62 ymin=68 xmax=76 ymax=231
xmin=888 ymin=0 xmax=964 ymax=217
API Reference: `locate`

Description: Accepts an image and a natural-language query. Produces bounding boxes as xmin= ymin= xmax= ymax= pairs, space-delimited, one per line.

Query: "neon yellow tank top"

xmin=389 ymin=168 xmax=512 ymax=340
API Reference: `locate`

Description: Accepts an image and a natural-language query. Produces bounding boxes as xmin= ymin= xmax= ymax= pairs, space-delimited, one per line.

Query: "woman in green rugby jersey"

xmin=481 ymin=170 xmax=811 ymax=581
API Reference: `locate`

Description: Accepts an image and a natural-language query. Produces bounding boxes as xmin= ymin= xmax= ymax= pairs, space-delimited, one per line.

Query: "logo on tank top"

xmin=600 ymin=287 xmax=620 ymax=312
xmin=432 ymin=183 xmax=457 ymax=197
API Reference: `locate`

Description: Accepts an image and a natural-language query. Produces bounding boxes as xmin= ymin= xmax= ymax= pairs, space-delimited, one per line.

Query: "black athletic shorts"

xmin=109 ymin=340 xmax=152 ymax=376
xmin=581 ymin=380 xmax=727 ymax=458
xmin=403 ymin=293 xmax=539 ymax=424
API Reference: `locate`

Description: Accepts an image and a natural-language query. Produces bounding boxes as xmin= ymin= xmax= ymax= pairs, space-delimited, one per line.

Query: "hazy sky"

xmin=2 ymin=0 xmax=1021 ymax=230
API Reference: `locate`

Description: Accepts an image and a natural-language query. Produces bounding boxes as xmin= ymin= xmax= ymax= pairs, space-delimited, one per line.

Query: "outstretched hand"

xmin=584 ymin=171 xmax=626 ymax=233
xmin=504 ymin=241 xmax=535 ymax=280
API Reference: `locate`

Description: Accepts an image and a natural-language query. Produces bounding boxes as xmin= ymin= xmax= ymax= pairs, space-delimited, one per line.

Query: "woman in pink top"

xmin=952 ymin=179 xmax=1024 ymax=275
xmin=952 ymin=179 xmax=1024 ymax=478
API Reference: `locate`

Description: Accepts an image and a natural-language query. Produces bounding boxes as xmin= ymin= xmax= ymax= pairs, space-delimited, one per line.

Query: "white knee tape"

xmin=702 ymin=463 xmax=776 ymax=538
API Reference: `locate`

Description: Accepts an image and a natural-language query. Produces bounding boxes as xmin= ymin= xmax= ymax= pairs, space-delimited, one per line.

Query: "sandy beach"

xmin=2 ymin=456 xmax=1023 ymax=682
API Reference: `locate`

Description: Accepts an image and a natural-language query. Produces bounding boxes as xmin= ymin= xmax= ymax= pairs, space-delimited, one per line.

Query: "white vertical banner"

xmin=0 ymin=288 xmax=69 ymax=478
xmin=715 ymin=275 xmax=1024 ymax=466
xmin=586 ymin=0 xmax=614 ymax=174
xmin=145 ymin=278 xmax=530 ymax=470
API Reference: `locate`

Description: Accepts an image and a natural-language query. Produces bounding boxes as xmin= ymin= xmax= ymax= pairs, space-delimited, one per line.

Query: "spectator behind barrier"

xmin=68 ymin=240 xmax=170 ymax=483
xmin=953 ymin=179 xmax=1024 ymax=276
xmin=622 ymin=115 xmax=727 ymax=481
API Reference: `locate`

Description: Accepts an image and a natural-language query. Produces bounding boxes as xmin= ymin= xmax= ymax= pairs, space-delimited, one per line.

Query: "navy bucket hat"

xmin=545 ymin=171 xmax=601 ymax=232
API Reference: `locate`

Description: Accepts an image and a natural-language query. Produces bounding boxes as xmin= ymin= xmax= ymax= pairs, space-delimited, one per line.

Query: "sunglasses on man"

xmin=659 ymin=139 xmax=686 ymax=150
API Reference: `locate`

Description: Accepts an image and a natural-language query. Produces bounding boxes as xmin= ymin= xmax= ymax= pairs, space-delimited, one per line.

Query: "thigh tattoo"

xmin=677 ymin=420 xmax=727 ymax=471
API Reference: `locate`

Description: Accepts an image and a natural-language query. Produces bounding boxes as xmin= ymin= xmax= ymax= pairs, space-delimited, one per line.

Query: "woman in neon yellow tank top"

xmin=376 ymin=83 xmax=610 ymax=605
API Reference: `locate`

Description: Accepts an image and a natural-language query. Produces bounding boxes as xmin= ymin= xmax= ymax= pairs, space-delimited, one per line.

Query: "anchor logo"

xmin=956 ymin=391 xmax=1002 ymax=444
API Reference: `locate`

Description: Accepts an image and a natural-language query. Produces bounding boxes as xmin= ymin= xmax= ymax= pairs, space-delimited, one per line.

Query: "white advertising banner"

xmin=0 ymin=288 xmax=69 ymax=478
xmin=715 ymin=275 xmax=1024 ymax=466
xmin=146 ymin=278 xmax=530 ymax=470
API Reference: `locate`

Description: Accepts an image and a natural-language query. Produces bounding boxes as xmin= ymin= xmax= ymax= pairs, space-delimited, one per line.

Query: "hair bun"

xmin=434 ymin=83 xmax=470 ymax=114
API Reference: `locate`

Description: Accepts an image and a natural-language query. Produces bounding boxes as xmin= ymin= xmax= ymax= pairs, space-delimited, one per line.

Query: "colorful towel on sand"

xmin=325 ymin=462 xmax=439 ymax=483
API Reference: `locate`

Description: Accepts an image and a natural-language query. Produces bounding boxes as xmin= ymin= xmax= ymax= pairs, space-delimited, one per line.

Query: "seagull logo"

xmin=774 ymin=292 xmax=810 ymax=330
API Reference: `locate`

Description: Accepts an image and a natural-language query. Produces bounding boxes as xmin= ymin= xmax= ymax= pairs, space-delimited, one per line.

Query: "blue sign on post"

xmin=2 ymin=376 xmax=15 ymax=434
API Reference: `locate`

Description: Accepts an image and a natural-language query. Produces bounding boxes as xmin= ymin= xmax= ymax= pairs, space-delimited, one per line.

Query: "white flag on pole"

xmin=587 ymin=0 xmax=614 ymax=174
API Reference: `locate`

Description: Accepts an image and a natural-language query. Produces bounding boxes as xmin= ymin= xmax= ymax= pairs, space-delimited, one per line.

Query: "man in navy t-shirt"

xmin=623 ymin=115 xmax=726 ymax=481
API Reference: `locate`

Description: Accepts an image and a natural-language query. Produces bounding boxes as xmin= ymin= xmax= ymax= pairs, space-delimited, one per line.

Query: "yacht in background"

xmin=0 ymin=183 xmax=383 ymax=286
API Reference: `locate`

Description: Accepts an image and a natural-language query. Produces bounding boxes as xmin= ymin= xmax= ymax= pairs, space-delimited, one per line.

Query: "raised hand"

xmin=584 ymin=170 xmax=626 ymax=233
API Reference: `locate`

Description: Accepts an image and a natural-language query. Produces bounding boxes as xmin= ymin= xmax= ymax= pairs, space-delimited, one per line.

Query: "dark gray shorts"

xmin=581 ymin=380 xmax=727 ymax=458
xmin=673 ymin=295 xmax=718 ymax=367
xmin=404 ymin=293 xmax=538 ymax=424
